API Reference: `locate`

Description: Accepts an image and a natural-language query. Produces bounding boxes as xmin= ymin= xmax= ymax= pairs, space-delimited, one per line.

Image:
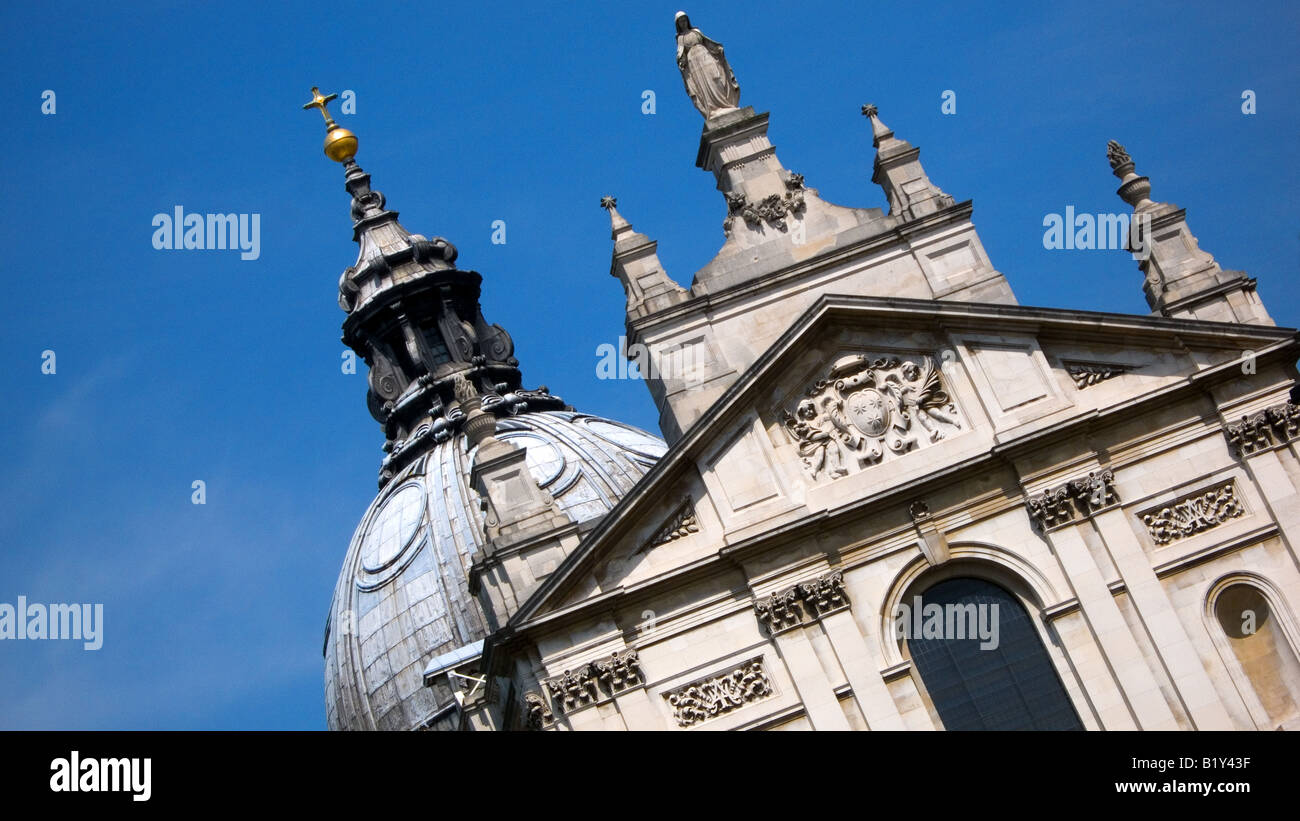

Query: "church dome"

xmin=302 ymin=96 xmax=666 ymax=730
xmin=323 ymin=411 xmax=666 ymax=730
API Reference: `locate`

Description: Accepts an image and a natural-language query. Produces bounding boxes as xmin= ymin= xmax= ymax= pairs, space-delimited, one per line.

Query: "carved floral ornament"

xmin=1106 ymin=140 xmax=1134 ymax=174
xmin=782 ymin=354 xmax=962 ymax=480
xmin=1224 ymin=401 xmax=1300 ymax=456
xmin=1142 ymin=483 xmax=1245 ymax=546
xmin=753 ymin=570 xmax=850 ymax=635
xmin=1025 ymin=469 xmax=1119 ymax=530
xmin=1065 ymin=362 xmax=1131 ymax=389
xmin=722 ymin=171 xmax=807 ymax=236
xmin=663 ymin=659 xmax=773 ymax=728
xmin=646 ymin=499 xmax=699 ymax=549
xmin=523 ymin=692 xmax=553 ymax=730
xmin=539 ymin=650 xmax=644 ymax=722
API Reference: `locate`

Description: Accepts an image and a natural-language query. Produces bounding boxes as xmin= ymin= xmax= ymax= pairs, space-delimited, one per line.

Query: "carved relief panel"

xmin=780 ymin=353 xmax=964 ymax=480
xmin=1140 ymin=482 xmax=1245 ymax=546
xmin=662 ymin=658 xmax=773 ymax=728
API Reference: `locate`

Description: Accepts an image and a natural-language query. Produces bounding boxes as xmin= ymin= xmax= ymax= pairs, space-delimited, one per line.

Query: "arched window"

xmin=905 ymin=577 xmax=1083 ymax=730
xmin=1213 ymin=582 xmax=1300 ymax=729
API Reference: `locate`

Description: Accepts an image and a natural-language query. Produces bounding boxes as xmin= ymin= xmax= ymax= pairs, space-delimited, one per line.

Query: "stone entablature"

xmin=1140 ymin=483 xmax=1245 ymax=546
xmin=753 ymin=570 xmax=850 ymax=635
xmin=663 ymin=658 xmax=773 ymax=728
xmin=1025 ymin=470 xmax=1120 ymax=530
xmin=1224 ymin=401 xmax=1300 ymax=456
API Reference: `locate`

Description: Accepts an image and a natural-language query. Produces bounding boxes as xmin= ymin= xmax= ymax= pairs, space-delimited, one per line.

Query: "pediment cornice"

xmin=508 ymin=295 xmax=1298 ymax=628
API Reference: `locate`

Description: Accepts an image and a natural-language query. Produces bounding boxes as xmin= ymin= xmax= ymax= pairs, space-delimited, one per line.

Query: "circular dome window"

xmin=359 ymin=482 xmax=425 ymax=573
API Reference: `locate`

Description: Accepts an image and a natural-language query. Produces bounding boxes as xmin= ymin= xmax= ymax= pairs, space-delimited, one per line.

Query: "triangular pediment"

xmin=513 ymin=296 xmax=1297 ymax=625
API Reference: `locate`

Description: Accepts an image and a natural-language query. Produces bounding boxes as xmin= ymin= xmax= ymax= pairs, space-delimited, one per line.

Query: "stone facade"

xmin=314 ymin=15 xmax=1300 ymax=732
xmin=461 ymin=302 xmax=1300 ymax=731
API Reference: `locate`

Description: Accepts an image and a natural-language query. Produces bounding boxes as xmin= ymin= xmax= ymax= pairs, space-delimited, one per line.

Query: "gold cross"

xmin=303 ymin=87 xmax=339 ymax=129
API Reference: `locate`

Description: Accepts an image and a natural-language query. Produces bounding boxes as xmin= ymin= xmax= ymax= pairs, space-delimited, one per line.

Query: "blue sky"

xmin=0 ymin=0 xmax=1295 ymax=729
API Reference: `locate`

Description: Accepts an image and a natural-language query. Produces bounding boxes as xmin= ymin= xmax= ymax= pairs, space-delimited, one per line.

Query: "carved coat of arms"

xmin=781 ymin=354 xmax=961 ymax=480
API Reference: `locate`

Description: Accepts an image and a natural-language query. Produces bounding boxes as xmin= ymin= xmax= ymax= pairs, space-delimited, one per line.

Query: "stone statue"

xmin=674 ymin=12 xmax=740 ymax=119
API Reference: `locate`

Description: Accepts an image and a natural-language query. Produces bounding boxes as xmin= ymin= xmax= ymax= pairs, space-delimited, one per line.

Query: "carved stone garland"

xmin=782 ymin=354 xmax=962 ymax=480
xmin=1224 ymin=401 xmax=1300 ymax=456
xmin=722 ymin=172 xmax=807 ymax=236
xmin=1142 ymin=483 xmax=1244 ymax=546
xmin=663 ymin=659 xmax=773 ymax=728
xmin=1025 ymin=469 xmax=1120 ymax=529
xmin=753 ymin=570 xmax=850 ymax=635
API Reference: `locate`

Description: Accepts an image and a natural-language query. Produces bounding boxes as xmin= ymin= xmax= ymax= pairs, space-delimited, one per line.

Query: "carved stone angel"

xmin=784 ymin=398 xmax=849 ymax=479
xmin=892 ymin=359 xmax=960 ymax=441
xmin=674 ymin=12 xmax=740 ymax=120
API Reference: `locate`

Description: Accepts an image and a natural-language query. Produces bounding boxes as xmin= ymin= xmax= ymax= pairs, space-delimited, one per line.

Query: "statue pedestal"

xmin=696 ymin=107 xmax=789 ymax=201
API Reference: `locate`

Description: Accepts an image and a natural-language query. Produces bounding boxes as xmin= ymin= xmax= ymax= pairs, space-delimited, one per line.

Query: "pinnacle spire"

xmin=602 ymin=198 xmax=687 ymax=320
xmin=862 ymin=103 xmax=953 ymax=220
xmin=860 ymin=103 xmax=900 ymax=150
xmin=1105 ymin=138 xmax=1272 ymax=325
xmin=601 ymin=195 xmax=632 ymax=239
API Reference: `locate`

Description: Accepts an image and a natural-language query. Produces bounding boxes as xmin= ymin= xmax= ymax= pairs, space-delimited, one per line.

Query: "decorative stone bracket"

xmin=909 ymin=499 xmax=951 ymax=566
xmin=753 ymin=570 xmax=850 ymax=636
xmin=1141 ymin=483 xmax=1245 ymax=546
xmin=663 ymin=658 xmax=773 ymax=728
xmin=540 ymin=650 xmax=644 ymax=720
xmin=1224 ymin=401 xmax=1300 ymax=456
xmin=1025 ymin=469 xmax=1120 ymax=530
xmin=523 ymin=692 xmax=554 ymax=730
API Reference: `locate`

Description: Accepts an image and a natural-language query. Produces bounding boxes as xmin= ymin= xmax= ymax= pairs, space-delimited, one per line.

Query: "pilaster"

xmin=1025 ymin=469 xmax=1179 ymax=729
xmin=1091 ymin=507 xmax=1236 ymax=729
xmin=754 ymin=570 xmax=904 ymax=730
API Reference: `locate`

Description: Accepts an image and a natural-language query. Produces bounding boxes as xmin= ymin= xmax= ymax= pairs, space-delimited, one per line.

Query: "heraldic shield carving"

xmin=781 ymin=354 xmax=963 ymax=480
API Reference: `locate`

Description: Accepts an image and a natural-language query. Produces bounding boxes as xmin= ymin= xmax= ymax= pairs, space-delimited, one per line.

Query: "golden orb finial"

xmin=302 ymin=86 xmax=358 ymax=163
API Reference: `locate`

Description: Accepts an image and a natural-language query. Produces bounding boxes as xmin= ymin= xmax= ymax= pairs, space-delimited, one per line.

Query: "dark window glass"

xmin=420 ymin=327 xmax=453 ymax=369
xmin=908 ymin=577 xmax=1083 ymax=730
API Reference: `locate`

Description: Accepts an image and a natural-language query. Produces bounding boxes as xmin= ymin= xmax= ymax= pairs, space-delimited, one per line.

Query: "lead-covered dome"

xmin=300 ymin=111 xmax=665 ymax=730
xmin=324 ymin=411 xmax=665 ymax=730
